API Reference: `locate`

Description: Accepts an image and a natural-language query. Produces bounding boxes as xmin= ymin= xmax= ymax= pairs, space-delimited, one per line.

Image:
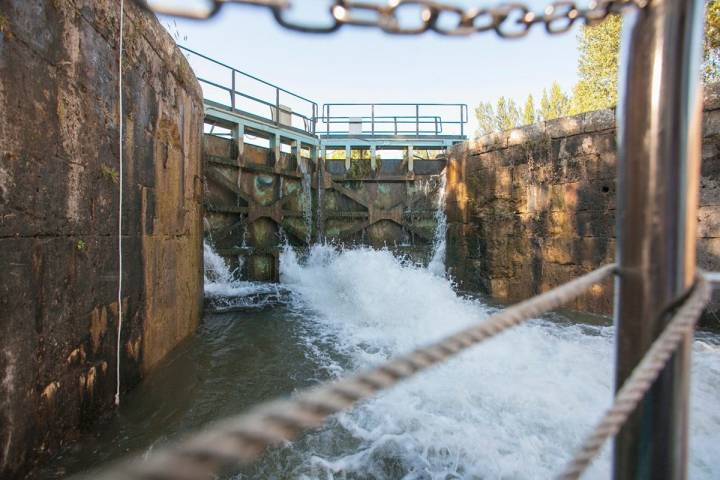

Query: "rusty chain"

xmin=132 ymin=0 xmax=645 ymax=37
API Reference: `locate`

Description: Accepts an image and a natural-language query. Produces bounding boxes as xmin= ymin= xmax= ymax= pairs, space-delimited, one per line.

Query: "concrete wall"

xmin=446 ymin=83 xmax=720 ymax=318
xmin=0 ymin=1 xmax=204 ymax=477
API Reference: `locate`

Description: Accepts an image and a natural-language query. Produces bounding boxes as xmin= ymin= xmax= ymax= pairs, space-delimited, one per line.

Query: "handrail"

xmin=321 ymin=103 xmax=468 ymax=137
xmin=182 ymin=47 xmax=468 ymax=139
xmin=181 ymin=46 xmax=318 ymax=134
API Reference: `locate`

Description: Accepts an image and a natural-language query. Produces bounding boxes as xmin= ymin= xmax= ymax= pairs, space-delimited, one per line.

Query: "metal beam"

xmin=614 ymin=1 xmax=705 ymax=479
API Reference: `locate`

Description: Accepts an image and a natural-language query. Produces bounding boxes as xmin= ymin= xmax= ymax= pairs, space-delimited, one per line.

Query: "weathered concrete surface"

xmin=0 ymin=0 xmax=203 ymax=477
xmin=447 ymin=83 xmax=720 ymax=319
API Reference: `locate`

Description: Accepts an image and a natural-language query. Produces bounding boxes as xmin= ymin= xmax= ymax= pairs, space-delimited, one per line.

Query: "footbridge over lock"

xmin=187 ymin=47 xmax=468 ymax=281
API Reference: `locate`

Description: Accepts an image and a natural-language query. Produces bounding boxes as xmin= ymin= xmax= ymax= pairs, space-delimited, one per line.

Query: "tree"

xmin=705 ymin=0 xmax=720 ymax=82
xmin=475 ymin=101 xmax=496 ymax=136
xmin=474 ymin=97 xmax=521 ymax=136
xmin=540 ymin=82 xmax=571 ymax=121
xmin=570 ymin=15 xmax=621 ymax=114
xmin=494 ymin=97 xmax=520 ymax=131
xmin=570 ymin=4 xmax=720 ymax=112
xmin=522 ymin=94 xmax=536 ymax=126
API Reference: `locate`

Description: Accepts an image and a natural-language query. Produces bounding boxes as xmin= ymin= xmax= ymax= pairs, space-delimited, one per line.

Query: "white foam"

xmin=279 ymin=245 xmax=720 ymax=479
xmin=204 ymin=241 xmax=287 ymax=309
xmin=427 ymin=174 xmax=448 ymax=277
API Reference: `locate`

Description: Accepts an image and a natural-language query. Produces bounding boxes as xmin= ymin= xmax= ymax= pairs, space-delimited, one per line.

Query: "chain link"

xmin=132 ymin=0 xmax=645 ymax=37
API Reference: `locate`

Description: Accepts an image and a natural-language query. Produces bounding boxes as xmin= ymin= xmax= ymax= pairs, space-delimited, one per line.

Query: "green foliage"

xmin=0 ymin=10 xmax=11 ymax=38
xmin=540 ymin=82 xmax=571 ymax=121
xmin=101 ymin=164 xmax=120 ymax=184
xmin=474 ymin=5 xmax=720 ymax=134
xmin=705 ymin=0 xmax=720 ymax=82
xmin=326 ymin=149 xmax=381 ymax=177
xmin=346 ymin=159 xmax=372 ymax=178
xmin=495 ymin=97 xmax=520 ymax=131
xmin=475 ymin=102 xmax=496 ymax=136
xmin=76 ymin=240 xmax=87 ymax=252
xmin=474 ymin=97 xmax=521 ymax=135
xmin=522 ymin=94 xmax=536 ymax=126
xmin=570 ymin=15 xmax=621 ymax=114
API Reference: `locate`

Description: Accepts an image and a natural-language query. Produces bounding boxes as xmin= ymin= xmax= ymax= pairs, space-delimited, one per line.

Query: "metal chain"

xmin=558 ymin=272 xmax=713 ymax=480
xmin=131 ymin=0 xmax=645 ymax=37
xmin=79 ymin=265 xmax=615 ymax=480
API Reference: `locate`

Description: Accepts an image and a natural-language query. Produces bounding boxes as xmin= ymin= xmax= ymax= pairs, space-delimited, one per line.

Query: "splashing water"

xmin=427 ymin=173 xmax=448 ymax=276
xmin=203 ymin=241 xmax=289 ymax=310
xmin=270 ymin=245 xmax=720 ymax=479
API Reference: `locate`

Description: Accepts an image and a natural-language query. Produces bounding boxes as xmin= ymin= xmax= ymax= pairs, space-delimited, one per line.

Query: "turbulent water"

xmin=203 ymin=242 xmax=289 ymax=311
xmin=231 ymin=244 xmax=720 ymax=480
xmin=46 ymin=243 xmax=720 ymax=479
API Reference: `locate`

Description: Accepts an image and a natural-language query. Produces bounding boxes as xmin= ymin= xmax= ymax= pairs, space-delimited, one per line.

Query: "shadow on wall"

xmin=447 ymin=83 xmax=720 ymax=325
xmin=0 ymin=1 xmax=204 ymax=478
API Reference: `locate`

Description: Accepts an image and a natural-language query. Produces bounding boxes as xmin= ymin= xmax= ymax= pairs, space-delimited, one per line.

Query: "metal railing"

xmin=180 ymin=46 xmax=318 ymax=135
xmin=320 ymin=103 xmax=468 ymax=137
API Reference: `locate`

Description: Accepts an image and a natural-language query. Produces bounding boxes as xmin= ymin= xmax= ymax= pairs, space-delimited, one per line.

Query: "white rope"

xmin=115 ymin=0 xmax=125 ymax=407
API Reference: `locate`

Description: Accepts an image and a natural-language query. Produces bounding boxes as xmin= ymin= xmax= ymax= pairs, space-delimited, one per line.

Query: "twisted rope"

xmin=84 ymin=264 xmax=615 ymax=480
xmin=558 ymin=272 xmax=712 ymax=480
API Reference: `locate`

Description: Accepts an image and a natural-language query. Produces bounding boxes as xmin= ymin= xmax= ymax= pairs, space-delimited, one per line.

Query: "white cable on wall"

xmin=115 ymin=0 xmax=124 ymax=407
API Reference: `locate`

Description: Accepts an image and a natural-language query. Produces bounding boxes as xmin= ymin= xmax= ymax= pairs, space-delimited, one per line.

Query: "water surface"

xmin=45 ymin=245 xmax=720 ymax=479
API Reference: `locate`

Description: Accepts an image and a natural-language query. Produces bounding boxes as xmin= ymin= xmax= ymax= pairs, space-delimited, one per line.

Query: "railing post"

xmin=416 ymin=105 xmax=420 ymax=135
xmin=313 ymin=104 xmax=317 ymax=135
xmin=460 ymin=105 xmax=464 ymax=137
xmin=275 ymin=88 xmax=280 ymax=126
xmin=231 ymin=69 xmax=236 ymax=110
xmin=371 ymin=104 xmax=375 ymax=136
xmin=614 ymin=1 xmax=704 ymax=479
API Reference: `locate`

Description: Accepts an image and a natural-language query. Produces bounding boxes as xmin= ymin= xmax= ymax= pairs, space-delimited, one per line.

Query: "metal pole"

xmin=371 ymin=104 xmax=375 ymax=135
xmin=614 ymin=0 xmax=704 ymax=479
xmin=460 ymin=105 xmax=464 ymax=136
xmin=275 ymin=88 xmax=280 ymax=126
xmin=231 ymin=69 xmax=236 ymax=110
xmin=416 ymin=105 xmax=420 ymax=135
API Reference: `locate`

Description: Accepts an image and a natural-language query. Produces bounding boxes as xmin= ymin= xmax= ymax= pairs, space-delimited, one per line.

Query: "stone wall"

xmin=0 ymin=1 xmax=204 ymax=477
xmin=446 ymin=84 xmax=720 ymax=318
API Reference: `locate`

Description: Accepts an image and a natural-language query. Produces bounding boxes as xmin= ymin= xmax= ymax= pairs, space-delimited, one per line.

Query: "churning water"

xmin=249 ymin=245 xmax=720 ymax=479
xmin=204 ymin=242 xmax=289 ymax=311
xmin=46 ymin=243 xmax=720 ymax=479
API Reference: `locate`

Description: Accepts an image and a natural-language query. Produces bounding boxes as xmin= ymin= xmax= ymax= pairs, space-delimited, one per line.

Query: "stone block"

xmin=541 ymin=237 xmax=575 ymax=265
xmin=583 ymin=108 xmax=616 ymax=133
xmin=526 ymin=184 xmax=550 ymax=214
xmin=697 ymin=237 xmax=720 ymax=270
xmin=575 ymin=210 xmax=617 ymax=238
xmin=507 ymin=123 xmax=546 ymax=146
xmin=490 ymin=278 xmax=509 ymax=299
xmin=704 ymin=82 xmax=720 ymax=111
xmin=703 ymin=109 xmax=720 ymax=138
xmin=699 ymin=175 xmax=720 ymax=206
xmin=546 ymin=114 xmax=584 ymax=138
xmin=697 ymin=205 xmax=720 ymax=238
xmin=470 ymin=131 xmax=506 ymax=153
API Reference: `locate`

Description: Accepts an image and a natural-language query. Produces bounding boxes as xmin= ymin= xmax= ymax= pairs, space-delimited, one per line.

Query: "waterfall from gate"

xmin=428 ymin=172 xmax=448 ymax=276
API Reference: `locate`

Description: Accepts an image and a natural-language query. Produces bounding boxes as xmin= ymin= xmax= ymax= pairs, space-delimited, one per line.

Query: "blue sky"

xmin=159 ymin=0 xmax=584 ymax=136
